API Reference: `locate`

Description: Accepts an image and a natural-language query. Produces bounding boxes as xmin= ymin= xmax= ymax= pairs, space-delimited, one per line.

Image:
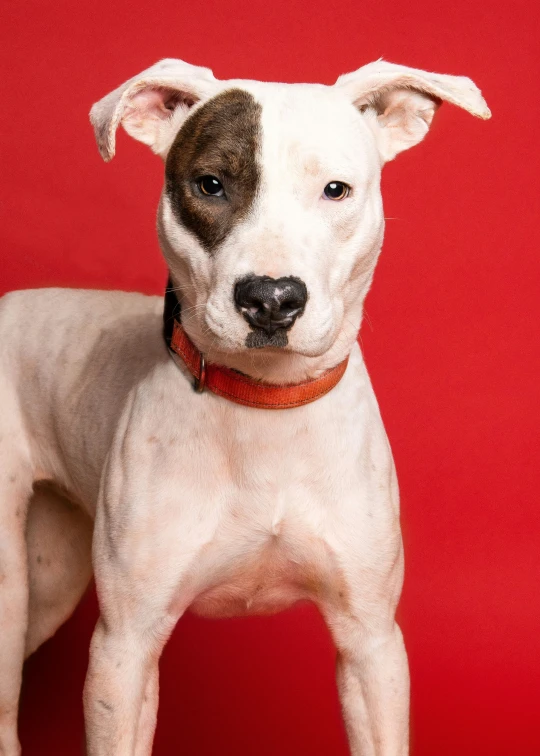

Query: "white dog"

xmin=0 ymin=58 xmax=489 ymax=755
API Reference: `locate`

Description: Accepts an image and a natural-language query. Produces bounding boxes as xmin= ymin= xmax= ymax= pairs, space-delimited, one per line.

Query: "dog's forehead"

xmin=230 ymin=81 xmax=375 ymax=187
xmin=221 ymin=79 xmax=359 ymax=131
xmin=194 ymin=79 xmax=367 ymax=172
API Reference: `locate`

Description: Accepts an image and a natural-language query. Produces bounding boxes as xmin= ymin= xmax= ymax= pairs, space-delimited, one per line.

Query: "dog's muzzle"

xmin=163 ymin=275 xmax=348 ymax=409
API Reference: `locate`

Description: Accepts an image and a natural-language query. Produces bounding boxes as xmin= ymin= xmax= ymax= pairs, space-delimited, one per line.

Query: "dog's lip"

xmin=201 ymin=312 xmax=243 ymax=351
xmin=202 ymin=308 xmax=336 ymax=357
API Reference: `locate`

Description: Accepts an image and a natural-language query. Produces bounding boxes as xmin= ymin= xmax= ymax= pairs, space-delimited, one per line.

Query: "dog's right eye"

xmin=196 ymin=176 xmax=225 ymax=197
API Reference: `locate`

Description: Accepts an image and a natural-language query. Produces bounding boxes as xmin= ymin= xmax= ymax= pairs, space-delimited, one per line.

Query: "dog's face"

xmin=91 ymin=59 xmax=489 ymax=366
xmin=161 ymin=83 xmax=384 ymax=358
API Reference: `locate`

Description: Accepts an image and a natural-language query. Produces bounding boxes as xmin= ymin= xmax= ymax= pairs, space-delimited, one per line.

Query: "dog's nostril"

xmin=279 ymin=299 xmax=301 ymax=313
xmin=234 ymin=275 xmax=308 ymax=334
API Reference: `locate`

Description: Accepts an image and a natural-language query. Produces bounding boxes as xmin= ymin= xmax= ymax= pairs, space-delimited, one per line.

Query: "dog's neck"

xmin=163 ymin=276 xmax=361 ymax=391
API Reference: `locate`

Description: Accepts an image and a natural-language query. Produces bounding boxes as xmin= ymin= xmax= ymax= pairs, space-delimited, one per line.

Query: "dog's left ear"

xmin=90 ymin=58 xmax=219 ymax=161
xmin=335 ymin=60 xmax=491 ymax=162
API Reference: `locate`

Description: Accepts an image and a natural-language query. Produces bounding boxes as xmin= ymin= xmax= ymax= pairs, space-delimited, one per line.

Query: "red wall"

xmin=2 ymin=1 xmax=539 ymax=754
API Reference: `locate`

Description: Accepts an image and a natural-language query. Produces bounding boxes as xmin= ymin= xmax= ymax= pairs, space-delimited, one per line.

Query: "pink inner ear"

xmin=126 ymin=86 xmax=198 ymax=122
xmin=380 ymin=89 xmax=440 ymax=127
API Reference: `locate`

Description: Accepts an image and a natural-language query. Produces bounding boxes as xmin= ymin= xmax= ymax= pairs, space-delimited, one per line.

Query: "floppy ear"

xmin=335 ymin=60 xmax=491 ymax=162
xmin=89 ymin=58 xmax=219 ymax=161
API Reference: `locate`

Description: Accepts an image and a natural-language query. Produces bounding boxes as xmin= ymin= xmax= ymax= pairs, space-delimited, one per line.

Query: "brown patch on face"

xmin=165 ymin=88 xmax=262 ymax=253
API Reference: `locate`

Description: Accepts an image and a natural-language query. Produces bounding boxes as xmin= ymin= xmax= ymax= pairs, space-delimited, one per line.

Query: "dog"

xmin=0 ymin=58 xmax=489 ymax=755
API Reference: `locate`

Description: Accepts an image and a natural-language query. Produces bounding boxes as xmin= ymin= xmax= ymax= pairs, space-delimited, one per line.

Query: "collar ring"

xmin=193 ymin=352 xmax=207 ymax=393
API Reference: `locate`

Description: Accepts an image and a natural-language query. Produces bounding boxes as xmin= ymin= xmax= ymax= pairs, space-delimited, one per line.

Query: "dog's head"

xmin=91 ymin=59 xmax=489 ymax=378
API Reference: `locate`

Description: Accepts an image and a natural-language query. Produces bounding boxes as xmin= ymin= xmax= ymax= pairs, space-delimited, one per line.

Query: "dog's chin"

xmin=242 ymin=331 xmax=335 ymax=358
xmin=245 ymin=329 xmax=289 ymax=350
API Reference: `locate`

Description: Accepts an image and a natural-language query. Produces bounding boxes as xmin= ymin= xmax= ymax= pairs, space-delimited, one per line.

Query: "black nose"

xmin=234 ymin=275 xmax=308 ymax=335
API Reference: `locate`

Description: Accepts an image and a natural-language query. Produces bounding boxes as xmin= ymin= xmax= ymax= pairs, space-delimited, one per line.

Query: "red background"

xmin=2 ymin=0 xmax=539 ymax=753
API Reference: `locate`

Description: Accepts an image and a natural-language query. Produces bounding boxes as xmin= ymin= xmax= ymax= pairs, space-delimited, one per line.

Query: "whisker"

xmin=363 ymin=308 xmax=374 ymax=332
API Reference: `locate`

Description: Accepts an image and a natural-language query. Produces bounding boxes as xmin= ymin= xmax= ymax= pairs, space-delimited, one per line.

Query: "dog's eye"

xmin=323 ymin=182 xmax=350 ymax=201
xmin=197 ymin=176 xmax=225 ymax=197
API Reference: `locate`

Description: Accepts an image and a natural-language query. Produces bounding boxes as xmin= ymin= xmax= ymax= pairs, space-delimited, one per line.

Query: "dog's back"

xmin=0 ymin=287 xmax=163 ymax=377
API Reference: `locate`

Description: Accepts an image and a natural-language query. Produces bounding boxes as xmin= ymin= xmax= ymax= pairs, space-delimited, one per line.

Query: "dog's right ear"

xmin=90 ymin=59 xmax=219 ymax=162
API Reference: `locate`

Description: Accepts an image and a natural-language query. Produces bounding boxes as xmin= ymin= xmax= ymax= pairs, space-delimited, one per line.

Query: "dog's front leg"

xmin=133 ymin=666 xmax=159 ymax=756
xmin=319 ymin=528 xmax=409 ymax=756
xmin=84 ymin=617 xmax=168 ymax=756
xmin=327 ymin=615 xmax=410 ymax=756
xmin=83 ymin=463 xmax=204 ymax=756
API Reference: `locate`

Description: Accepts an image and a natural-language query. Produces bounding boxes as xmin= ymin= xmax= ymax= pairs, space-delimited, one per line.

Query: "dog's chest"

xmin=129 ymin=365 xmax=383 ymax=620
xmin=182 ymin=412 xmax=353 ymax=618
xmin=188 ymin=495 xmax=348 ymax=619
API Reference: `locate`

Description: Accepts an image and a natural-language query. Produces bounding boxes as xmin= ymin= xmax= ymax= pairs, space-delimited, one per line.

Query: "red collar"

xmin=168 ymin=319 xmax=349 ymax=410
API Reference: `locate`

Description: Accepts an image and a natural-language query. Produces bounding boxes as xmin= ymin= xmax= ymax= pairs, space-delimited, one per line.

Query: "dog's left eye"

xmin=323 ymin=182 xmax=350 ymax=201
xmin=197 ymin=175 xmax=225 ymax=197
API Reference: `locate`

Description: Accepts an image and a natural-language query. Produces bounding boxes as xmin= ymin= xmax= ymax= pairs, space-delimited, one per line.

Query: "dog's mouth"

xmin=202 ymin=304 xmax=293 ymax=353
xmin=201 ymin=300 xmax=337 ymax=359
